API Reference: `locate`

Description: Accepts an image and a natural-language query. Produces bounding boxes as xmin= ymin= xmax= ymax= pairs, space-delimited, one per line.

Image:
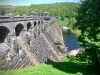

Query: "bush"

xmin=61 ymin=15 xmax=65 ymax=21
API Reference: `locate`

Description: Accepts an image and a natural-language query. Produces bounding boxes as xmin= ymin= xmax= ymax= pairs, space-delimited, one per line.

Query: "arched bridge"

xmin=0 ymin=12 xmax=55 ymax=43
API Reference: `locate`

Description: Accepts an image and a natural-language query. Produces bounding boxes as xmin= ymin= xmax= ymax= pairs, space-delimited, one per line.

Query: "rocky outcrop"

xmin=0 ymin=19 xmax=67 ymax=71
xmin=67 ymin=48 xmax=84 ymax=57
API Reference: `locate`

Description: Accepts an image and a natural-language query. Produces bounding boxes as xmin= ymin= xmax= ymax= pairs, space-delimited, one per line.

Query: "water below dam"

xmin=62 ymin=26 xmax=83 ymax=51
xmin=63 ymin=34 xmax=80 ymax=51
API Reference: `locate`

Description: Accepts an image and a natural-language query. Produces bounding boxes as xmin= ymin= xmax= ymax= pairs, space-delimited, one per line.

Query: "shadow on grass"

xmin=46 ymin=60 xmax=97 ymax=75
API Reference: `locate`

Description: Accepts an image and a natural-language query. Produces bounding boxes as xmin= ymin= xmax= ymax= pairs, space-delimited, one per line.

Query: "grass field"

xmin=0 ymin=58 xmax=97 ymax=75
xmin=57 ymin=17 xmax=69 ymax=27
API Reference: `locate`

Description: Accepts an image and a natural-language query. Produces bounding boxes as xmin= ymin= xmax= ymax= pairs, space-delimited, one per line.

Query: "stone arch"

xmin=0 ymin=26 xmax=10 ymax=43
xmin=34 ymin=21 xmax=37 ymax=27
xmin=27 ymin=22 xmax=32 ymax=31
xmin=38 ymin=21 xmax=40 ymax=25
xmin=15 ymin=23 xmax=24 ymax=36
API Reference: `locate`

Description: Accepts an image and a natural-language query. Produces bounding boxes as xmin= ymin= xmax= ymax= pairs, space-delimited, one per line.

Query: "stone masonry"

xmin=0 ymin=12 xmax=67 ymax=71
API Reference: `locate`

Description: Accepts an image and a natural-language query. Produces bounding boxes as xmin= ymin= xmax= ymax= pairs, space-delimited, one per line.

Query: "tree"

xmin=70 ymin=17 xmax=76 ymax=29
xmin=13 ymin=2 xmax=79 ymax=17
xmin=61 ymin=15 xmax=65 ymax=21
xmin=0 ymin=8 xmax=6 ymax=16
xmin=75 ymin=0 xmax=100 ymax=69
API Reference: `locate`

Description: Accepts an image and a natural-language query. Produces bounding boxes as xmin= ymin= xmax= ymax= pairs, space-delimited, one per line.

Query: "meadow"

xmin=0 ymin=58 xmax=97 ymax=75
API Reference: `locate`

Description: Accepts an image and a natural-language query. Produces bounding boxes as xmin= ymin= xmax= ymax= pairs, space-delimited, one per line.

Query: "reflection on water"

xmin=63 ymin=34 xmax=80 ymax=51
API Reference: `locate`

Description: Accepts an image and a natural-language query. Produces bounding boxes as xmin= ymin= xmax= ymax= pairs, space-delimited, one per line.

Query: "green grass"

xmin=0 ymin=58 xmax=98 ymax=75
xmin=57 ymin=17 xmax=69 ymax=27
xmin=57 ymin=17 xmax=81 ymax=37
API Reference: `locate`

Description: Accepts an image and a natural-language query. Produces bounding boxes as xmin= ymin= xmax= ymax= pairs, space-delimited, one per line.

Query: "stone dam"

xmin=0 ymin=12 xmax=67 ymax=71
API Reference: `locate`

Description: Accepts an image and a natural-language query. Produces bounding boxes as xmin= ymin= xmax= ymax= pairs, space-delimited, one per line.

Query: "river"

xmin=63 ymin=34 xmax=80 ymax=51
xmin=62 ymin=26 xmax=83 ymax=51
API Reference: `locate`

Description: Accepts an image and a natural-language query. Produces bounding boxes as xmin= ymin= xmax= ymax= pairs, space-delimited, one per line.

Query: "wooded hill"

xmin=0 ymin=2 xmax=80 ymax=17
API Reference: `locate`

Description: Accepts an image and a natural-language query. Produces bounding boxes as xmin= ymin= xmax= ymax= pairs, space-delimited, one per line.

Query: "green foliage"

xmin=0 ymin=58 xmax=97 ymax=75
xmin=0 ymin=8 xmax=7 ymax=15
xmin=57 ymin=16 xmax=81 ymax=36
xmin=61 ymin=15 xmax=65 ymax=21
xmin=13 ymin=2 xmax=79 ymax=16
xmin=68 ymin=56 xmax=78 ymax=61
xmin=68 ymin=17 xmax=77 ymax=31
xmin=0 ymin=2 xmax=80 ymax=16
xmin=0 ymin=5 xmax=14 ymax=15
xmin=75 ymin=0 xmax=100 ymax=69
xmin=70 ymin=17 xmax=76 ymax=27
xmin=57 ymin=17 xmax=69 ymax=27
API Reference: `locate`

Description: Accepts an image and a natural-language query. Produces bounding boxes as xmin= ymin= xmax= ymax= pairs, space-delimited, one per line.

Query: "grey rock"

xmin=0 ymin=15 xmax=67 ymax=71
